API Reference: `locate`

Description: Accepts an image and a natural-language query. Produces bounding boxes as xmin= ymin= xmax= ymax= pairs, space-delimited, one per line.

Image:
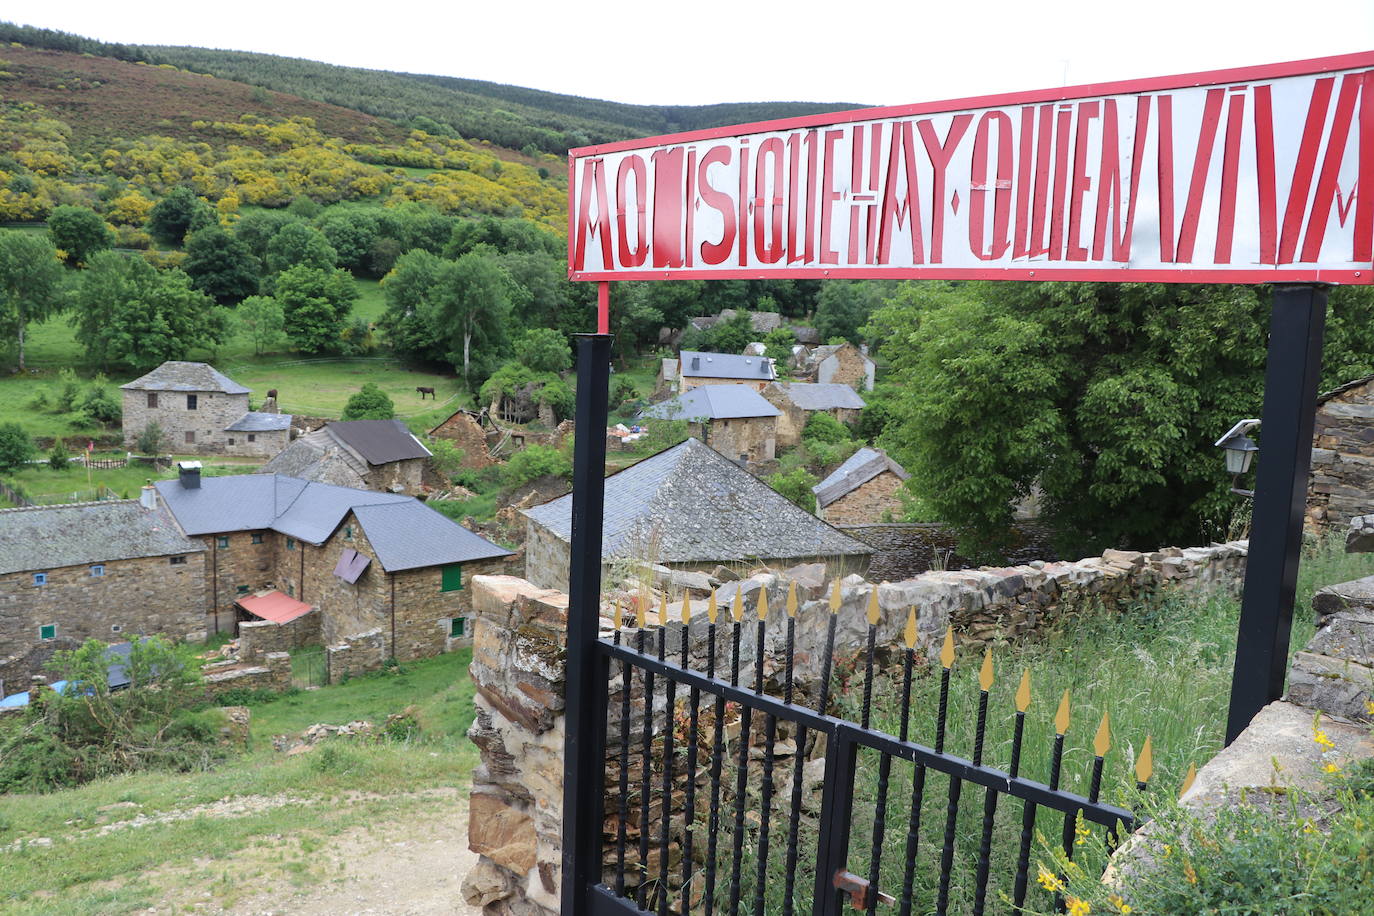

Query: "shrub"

xmin=341 ymin=382 xmax=394 ymax=420
xmin=55 ymin=367 xmax=82 ymax=412
xmin=428 ymin=438 xmax=466 ymax=478
xmin=802 ymin=411 xmax=851 ymax=445
xmin=0 ymin=422 xmax=35 ymax=472
xmin=46 ymin=439 xmax=70 ymax=471
xmin=502 ymin=443 xmax=571 ymax=489
xmin=768 ymin=467 xmax=819 ymax=513
xmin=79 ymin=377 xmax=122 ymax=425
xmin=136 ymin=421 xmax=168 ymax=455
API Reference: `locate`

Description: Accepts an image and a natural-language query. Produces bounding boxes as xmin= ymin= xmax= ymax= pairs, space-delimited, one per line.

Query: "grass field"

xmin=0 ymin=649 xmax=479 ymax=914
xmin=0 ymin=456 xmax=259 ymax=506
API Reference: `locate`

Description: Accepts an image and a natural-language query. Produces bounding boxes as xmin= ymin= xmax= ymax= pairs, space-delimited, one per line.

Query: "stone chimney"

xmin=177 ymin=460 xmax=202 ymax=489
xmin=139 ymin=483 xmax=157 ymax=510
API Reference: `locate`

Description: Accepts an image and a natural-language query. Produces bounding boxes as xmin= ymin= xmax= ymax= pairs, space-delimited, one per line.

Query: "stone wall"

xmin=238 ymin=613 xmax=321 ymax=658
xmin=820 ymin=469 xmax=905 ymax=525
xmin=1308 ymin=377 xmax=1374 ymax=531
xmin=760 ymin=389 xmax=860 ymax=449
xmin=203 ymin=529 xmax=277 ymax=628
xmin=703 ymin=415 xmax=776 ymax=463
xmin=275 ymin=517 xmax=387 ymax=649
xmin=0 ymin=552 xmax=207 ymax=663
xmin=838 ymin=522 xmax=1057 ymax=582
xmin=367 ymin=457 xmax=427 ymax=494
xmin=0 ymin=637 xmax=80 ymax=697
xmin=679 ymin=375 xmax=771 ymax=393
xmin=222 ymin=426 xmax=290 ymax=459
xmin=325 ymin=628 xmax=386 ymax=682
xmin=523 ymin=521 xmax=572 ymax=592
xmin=121 ymin=389 xmax=250 ymax=454
xmin=388 ymin=555 xmax=511 ymax=662
xmin=429 ymin=412 xmax=496 ymax=469
xmin=202 ymin=651 xmax=291 ymax=696
xmin=816 ymin=345 xmax=874 ymax=391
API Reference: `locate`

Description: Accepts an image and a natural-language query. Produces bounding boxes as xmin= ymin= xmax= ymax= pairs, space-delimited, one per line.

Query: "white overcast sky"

xmin=11 ymin=1 xmax=1374 ymax=107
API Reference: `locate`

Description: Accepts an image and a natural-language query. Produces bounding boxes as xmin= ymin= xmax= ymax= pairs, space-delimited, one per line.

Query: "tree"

xmin=873 ymin=281 xmax=1374 ymax=558
xmin=233 ymin=209 xmax=298 ymax=263
xmin=73 ymin=251 xmax=228 ymax=369
xmin=814 ymin=280 xmax=896 ymax=344
xmin=235 ymin=295 xmax=285 ymax=356
xmin=378 ymin=249 xmax=448 ymax=364
xmin=0 ymin=230 xmax=65 ymax=371
xmin=47 ymin=206 xmax=113 ymax=266
xmin=265 ymin=222 xmax=337 ymax=274
xmin=274 ymin=265 xmax=357 ymax=354
xmin=769 ymin=467 xmax=819 ymax=513
xmin=316 ymin=209 xmax=378 ymax=272
xmin=183 ymin=228 xmax=259 ymax=304
xmin=0 ymin=423 xmax=35 ymax=472
xmin=515 ymin=328 xmax=571 ymax=373
xmin=432 ymin=252 xmax=517 ymax=385
xmin=341 ymin=382 xmax=395 ymax=420
xmin=146 ymin=187 xmax=214 ymax=245
xmin=707 ymin=309 xmax=753 ymax=353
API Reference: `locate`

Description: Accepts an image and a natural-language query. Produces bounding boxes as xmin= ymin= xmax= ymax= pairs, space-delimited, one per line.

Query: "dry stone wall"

xmin=1308 ymin=377 xmax=1374 ymax=530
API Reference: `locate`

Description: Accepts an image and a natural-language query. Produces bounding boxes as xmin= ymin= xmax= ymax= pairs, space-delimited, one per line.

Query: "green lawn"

xmin=1 ymin=456 xmax=259 ymax=506
xmin=222 ymin=356 xmax=470 ymax=424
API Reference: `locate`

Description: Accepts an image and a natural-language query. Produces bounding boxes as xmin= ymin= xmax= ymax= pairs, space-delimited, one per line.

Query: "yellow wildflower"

xmin=1313 ymin=729 xmax=1335 ymax=750
xmin=1036 ymin=865 xmax=1064 ymax=892
xmin=1108 ymin=894 xmax=1132 ymax=914
xmin=1161 ymin=844 xmax=1172 ymax=858
xmin=1323 ymin=762 xmax=1341 ymax=774
xmin=1302 ymin=820 xmax=1316 ymax=834
xmin=1365 ymin=698 xmax=1374 ymax=716
xmin=1067 ymin=898 xmax=1091 ymax=916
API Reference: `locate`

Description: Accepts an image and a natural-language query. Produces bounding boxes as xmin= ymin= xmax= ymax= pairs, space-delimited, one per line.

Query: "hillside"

xmin=0 ymin=21 xmax=867 ymax=155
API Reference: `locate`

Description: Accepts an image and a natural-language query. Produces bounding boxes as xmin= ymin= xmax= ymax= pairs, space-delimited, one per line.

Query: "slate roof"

xmin=642 ymin=385 xmax=781 ymax=421
xmin=224 ymin=412 xmax=293 ymax=432
xmin=325 ymin=420 xmax=431 ymax=465
xmin=767 ymin=382 xmax=866 ymax=411
xmin=155 ymin=475 xmax=509 ymax=570
xmin=0 ymin=501 xmax=204 ymax=575
xmin=813 ymin=448 xmax=911 ymax=509
xmin=679 ymin=350 xmax=776 ymax=382
xmin=1318 ymin=374 xmax=1374 ymax=404
xmin=258 ymin=439 xmax=368 ymax=489
xmin=119 ymin=361 xmax=249 ymax=394
xmin=524 ymin=438 xmax=871 ymax=564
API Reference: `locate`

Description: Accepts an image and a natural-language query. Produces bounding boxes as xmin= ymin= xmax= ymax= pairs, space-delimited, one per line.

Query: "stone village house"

xmin=120 ymin=361 xmax=291 ymax=458
xmin=153 ymin=464 xmax=513 ymax=659
xmin=642 ymin=384 xmax=780 ymax=464
xmin=813 ymin=447 xmax=912 ymax=524
xmin=260 ymin=419 xmax=433 ymax=493
xmin=1308 ymin=374 xmax=1374 ymax=531
xmin=793 ymin=341 xmax=876 ymax=391
xmin=522 ymin=437 xmax=871 ymax=590
xmin=0 ymin=499 xmax=207 ymax=694
xmin=761 ymin=381 xmax=867 ymax=449
xmin=676 ymin=350 xmax=777 ymax=392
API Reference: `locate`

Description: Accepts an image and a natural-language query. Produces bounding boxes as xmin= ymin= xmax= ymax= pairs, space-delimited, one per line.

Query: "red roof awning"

xmin=236 ymin=590 xmax=314 ymax=624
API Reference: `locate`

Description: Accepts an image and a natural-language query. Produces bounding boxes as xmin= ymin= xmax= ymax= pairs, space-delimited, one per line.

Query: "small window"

xmin=185 ymin=431 xmax=195 ymax=445
xmin=89 ymin=565 xmax=104 ymax=577
xmin=286 ymin=583 xmax=294 ymax=597
xmin=344 ymin=525 xmax=353 ymax=541
xmin=32 ymin=572 xmax=47 ymax=586
xmin=146 ymin=392 xmax=158 ymax=408
xmin=187 ymin=394 xmax=198 ymax=410
xmin=441 ymin=564 xmax=463 ymax=592
xmin=39 ymin=624 xmax=56 ymax=640
xmin=217 ymin=536 xmax=229 ymax=549
xmin=227 ymin=437 xmax=236 ymax=446
xmin=251 ymin=533 xmax=263 ymax=545
xmin=286 ymin=537 xmax=296 ymax=551
xmin=247 ymin=434 xmax=256 ymax=443
xmin=110 ymin=624 xmax=122 ymax=634
xmin=169 ymin=555 xmax=187 ymax=566
xmin=236 ymin=585 xmax=249 ymax=595
xmin=449 ymin=617 xmax=466 ymax=638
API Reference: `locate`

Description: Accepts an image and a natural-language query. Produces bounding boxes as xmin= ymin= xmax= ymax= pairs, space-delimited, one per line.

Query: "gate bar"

xmin=561 ymin=331 xmax=615 ymax=916
xmin=1225 ymin=283 xmax=1328 ymax=745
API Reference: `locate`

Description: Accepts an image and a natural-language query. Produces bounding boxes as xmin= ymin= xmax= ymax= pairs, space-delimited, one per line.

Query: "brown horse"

xmin=416 ymin=386 xmax=436 ymax=400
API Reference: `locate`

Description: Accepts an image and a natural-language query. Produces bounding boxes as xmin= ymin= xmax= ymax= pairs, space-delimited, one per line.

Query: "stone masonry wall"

xmin=820 ymin=469 xmax=905 ymax=525
xmin=1307 ymin=377 xmax=1374 ymax=531
xmin=223 ymin=426 xmax=290 ymax=459
xmin=388 ymin=555 xmax=511 ymax=662
xmin=238 ymin=613 xmax=321 ymax=658
xmin=464 ymin=540 xmax=1249 ymax=913
xmin=202 ymin=651 xmax=291 ymax=696
xmin=204 ymin=529 xmax=277 ymax=629
xmin=706 ymin=415 xmax=776 ymax=463
xmin=430 ymin=412 xmax=496 ymax=469
xmin=274 ymin=519 xmax=388 ymax=649
xmin=523 ymin=521 xmax=572 ymax=592
xmin=0 ymin=552 xmax=207 ymax=662
xmin=816 ymin=346 xmax=873 ymax=391
xmin=121 ymin=389 xmax=249 ymax=454
xmin=325 ymin=628 xmax=386 ymax=683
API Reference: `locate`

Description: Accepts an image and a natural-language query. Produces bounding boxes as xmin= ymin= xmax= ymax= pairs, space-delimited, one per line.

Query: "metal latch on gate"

xmin=833 ymin=871 xmax=896 ymax=910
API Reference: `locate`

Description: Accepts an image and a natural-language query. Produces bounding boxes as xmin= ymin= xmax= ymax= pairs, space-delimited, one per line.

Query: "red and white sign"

xmin=569 ymin=53 xmax=1374 ymax=284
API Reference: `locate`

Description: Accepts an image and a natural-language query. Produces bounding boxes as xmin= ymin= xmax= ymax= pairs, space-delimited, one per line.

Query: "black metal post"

xmin=1225 ymin=284 xmax=1327 ymax=745
xmin=561 ymin=332 xmax=615 ymax=915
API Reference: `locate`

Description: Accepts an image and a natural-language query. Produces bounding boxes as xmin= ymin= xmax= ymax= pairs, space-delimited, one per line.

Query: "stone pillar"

xmin=463 ymin=575 xmax=570 ymax=915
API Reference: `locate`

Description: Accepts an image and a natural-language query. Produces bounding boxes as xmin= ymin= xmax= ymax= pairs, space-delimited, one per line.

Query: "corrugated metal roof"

xmin=812 ymin=448 xmax=911 ymax=509
xmin=119 ymin=361 xmax=250 ymax=394
xmin=766 ymin=382 xmax=866 ymax=411
xmin=224 ymin=412 xmax=293 ymax=432
xmin=154 ymin=474 xmax=509 ymax=571
xmin=524 ymin=438 xmax=871 ymax=564
xmin=0 ymin=501 xmax=205 ymax=575
xmin=642 ymin=385 xmax=781 ymax=421
xmin=679 ymin=350 xmax=776 ymax=381
xmin=325 ymin=420 xmax=432 ymax=465
xmin=237 ymin=590 xmax=314 ymax=624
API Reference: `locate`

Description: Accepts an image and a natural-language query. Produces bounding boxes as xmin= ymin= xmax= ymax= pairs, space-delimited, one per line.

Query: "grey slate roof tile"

xmin=642 ymin=385 xmax=781 ymax=421
xmin=0 ymin=501 xmax=204 ymax=575
xmin=524 ymin=438 xmax=870 ymax=564
xmin=679 ymin=350 xmax=776 ymax=381
xmin=119 ymin=361 xmax=249 ymax=394
xmin=224 ymin=412 xmax=293 ymax=432
xmin=325 ymin=420 xmax=431 ymax=465
xmin=812 ymin=447 xmax=911 ymax=509
xmin=352 ymin=502 xmax=511 ymax=570
xmin=767 ymin=382 xmax=866 ymax=411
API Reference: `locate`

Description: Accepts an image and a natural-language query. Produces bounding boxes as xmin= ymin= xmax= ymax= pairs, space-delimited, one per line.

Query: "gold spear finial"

xmin=904 ymin=608 xmax=918 ymax=650
xmin=940 ymin=626 xmax=955 ymax=669
xmin=635 ymin=595 xmax=647 ymax=630
xmin=681 ymin=592 xmax=692 ymax=625
xmin=731 ymin=589 xmax=744 ymax=623
xmin=866 ymin=588 xmax=881 ymax=627
xmin=1135 ymin=736 xmax=1154 ymax=785
xmin=1093 ymin=710 xmax=1111 ymax=757
xmin=1179 ymin=762 xmax=1197 ymax=799
xmin=1054 ymin=689 xmax=1071 ymax=735
xmin=786 ymin=581 xmax=799 ymax=618
xmin=829 ymin=579 xmax=842 ymax=614
xmin=978 ymin=648 xmax=994 ymax=691
xmin=707 ymin=590 xmax=718 ymax=624
xmin=757 ymin=587 xmax=770 ymax=622
xmin=659 ymin=591 xmax=668 ymax=627
xmin=612 ymin=599 xmax=623 ymax=630
xmin=1015 ymin=669 xmax=1032 ymax=713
